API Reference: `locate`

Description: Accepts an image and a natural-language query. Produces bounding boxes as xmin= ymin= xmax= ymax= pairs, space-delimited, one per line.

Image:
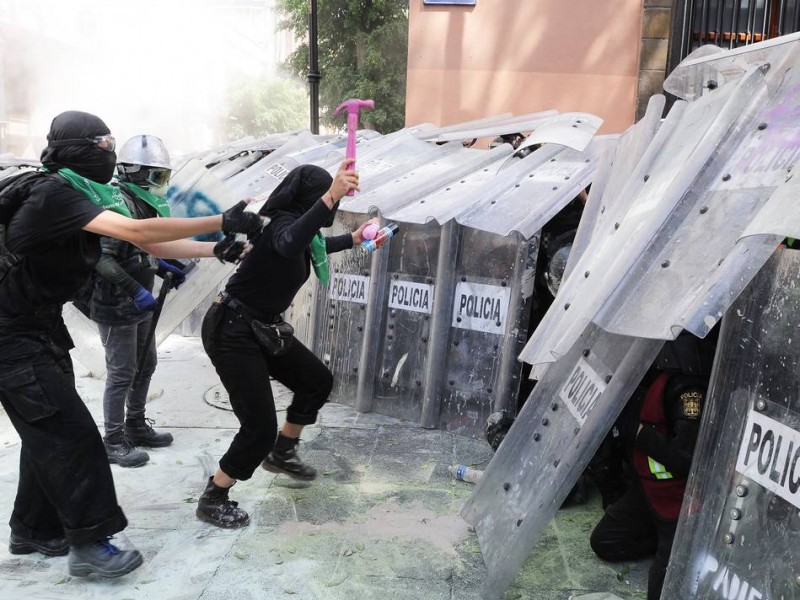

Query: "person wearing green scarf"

xmin=81 ymin=134 xmax=220 ymax=470
xmin=0 ymin=111 xmax=261 ymax=580
xmin=195 ymin=159 xmax=377 ymax=529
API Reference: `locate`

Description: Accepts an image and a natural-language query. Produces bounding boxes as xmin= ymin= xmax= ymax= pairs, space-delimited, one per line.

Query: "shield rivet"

xmin=735 ymin=484 xmax=748 ymax=497
xmin=723 ymin=532 xmax=735 ymax=544
xmin=755 ymin=399 xmax=767 ymax=411
xmin=729 ymin=508 xmax=742 ymax=520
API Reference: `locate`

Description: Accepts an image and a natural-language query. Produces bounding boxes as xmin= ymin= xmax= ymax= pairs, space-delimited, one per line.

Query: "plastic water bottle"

xmin=362 ymin=223 xmax=379 ymax=240
xmin=449 ymin=464 xmax=483 ymax=484
xmin=360 ymin=222 xmax=399 ymax=254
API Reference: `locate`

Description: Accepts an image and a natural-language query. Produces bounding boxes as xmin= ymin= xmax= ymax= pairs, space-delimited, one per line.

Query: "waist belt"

xmin=215 ymin=291 xmax=280 ymax=324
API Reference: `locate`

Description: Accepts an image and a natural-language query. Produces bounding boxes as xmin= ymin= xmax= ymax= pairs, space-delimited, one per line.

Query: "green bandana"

xmin=119 ymin=181 xmax=171 ymax=217
xmin=310 ymin=232 xmax=329 ymax=286
xmin=54 ymin=168 xmax=131 ymax=216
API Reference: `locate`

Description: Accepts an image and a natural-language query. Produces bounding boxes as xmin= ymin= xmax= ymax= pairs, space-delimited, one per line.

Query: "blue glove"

xmin=157 ymin=259 xmax=186 ymax=288
xmin=133 ymin=286 xmax=157 ymax=312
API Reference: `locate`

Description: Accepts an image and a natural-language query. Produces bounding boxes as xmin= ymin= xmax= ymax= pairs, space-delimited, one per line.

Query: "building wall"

xmin=406 ymin=0 xmax=646 ymax=135
xmin=638 ymin=0 xmax=673 ymax=119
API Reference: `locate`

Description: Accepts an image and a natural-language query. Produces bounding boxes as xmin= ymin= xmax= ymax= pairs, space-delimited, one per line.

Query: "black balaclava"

xmin=260 ymin=164 xmax=337 ymax=226
xmin=40 ymin=110 xmax=117 ymax=183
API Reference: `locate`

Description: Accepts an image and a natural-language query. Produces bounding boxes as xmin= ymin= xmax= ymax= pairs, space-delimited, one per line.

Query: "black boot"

xmin=262 ymin=434 xmax=317 ymax=481
xmin=196 ymin=477 xmax=250 ymax=528
xmin=104 ymin=432 xmax=149 ymax=468
xmin=9 ymin=531 xmax=69 ymax=557
xmin=124 ymin=417 xmax=174 ymax=448
xmin=68 ymin=538 xmax=143 ymax=578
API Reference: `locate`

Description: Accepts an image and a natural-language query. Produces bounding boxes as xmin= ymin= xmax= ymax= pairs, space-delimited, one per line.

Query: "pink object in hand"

xmin=334 ymin=98 xmax=375 ymax=196
xmin=362 ymin=224 xmax=379 ymax=240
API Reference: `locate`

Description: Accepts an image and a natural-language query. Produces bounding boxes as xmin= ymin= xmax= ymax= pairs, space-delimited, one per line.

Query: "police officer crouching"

xmin=589 ymin=328 xmax=719 ymax=600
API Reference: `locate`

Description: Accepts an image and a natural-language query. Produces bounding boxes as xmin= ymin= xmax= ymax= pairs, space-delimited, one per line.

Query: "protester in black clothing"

xmin=0 ymin=110 xmax=261 ymax=578
xmin=589 ymin=329 xmax=718 ymax=600
xmin=197 ymin=160 xmax=372 ymax=528
xmin=88 ymin=134 xmax=226 ymax=468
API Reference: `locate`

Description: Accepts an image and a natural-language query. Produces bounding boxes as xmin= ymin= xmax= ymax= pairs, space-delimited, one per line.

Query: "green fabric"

xmin=310 ymin=232 xmax=329 ymax=286
xmin=54 ymin=168 xmax=131 ymax=216
xmin=119 ymin=181 xmax=171 ymax=217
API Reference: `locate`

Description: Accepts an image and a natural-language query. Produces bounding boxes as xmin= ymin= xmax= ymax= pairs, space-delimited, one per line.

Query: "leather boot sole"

xmin=69 ymin=551 xmax=143 ymax=578
xmin=195 ymin=508 xmax=250 ymax=529
xmin=261 ymin=460 xmax=317 ymax=481
xmin=126 ymin=437 xmax=173 ymax=448
xmin=9 ymin=537 xmax=69 ymax=557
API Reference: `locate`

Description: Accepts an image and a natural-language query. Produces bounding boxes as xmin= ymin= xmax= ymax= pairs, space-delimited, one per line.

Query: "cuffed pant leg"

xmin=1 ymin=357 xmax=127 ymax=545
xmin=269 ymin=340 xmax=333 ymax=426
xmin=205 ymin=307 xmax=277 ymax=480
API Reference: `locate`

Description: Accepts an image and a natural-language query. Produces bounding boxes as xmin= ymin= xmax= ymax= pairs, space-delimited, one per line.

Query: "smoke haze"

xmin=0 ymin=0 xmax=285 ymax=159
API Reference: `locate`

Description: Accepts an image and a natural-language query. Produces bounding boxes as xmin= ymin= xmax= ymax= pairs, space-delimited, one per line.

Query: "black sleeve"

xmin=94 ymin=254 xmax=142 ymax=297
xmin=272 ymin=201 xmax=337 ymax=257
xmin=634 ymin=377 xmax=706 ymax=476
xmin=326 ymin=233 xmax=354 ymax=254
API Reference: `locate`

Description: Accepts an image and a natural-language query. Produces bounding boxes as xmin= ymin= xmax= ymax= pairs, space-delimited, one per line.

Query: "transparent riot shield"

xmin=597 ymin=47 xmax=800 ymax=341
xmin=312 ymin=212 xmax=377 ymax=406
xmin=563 ymin=95 xmax=665 ymax=282
xmin=432 ymin=227 xmax=538 ymax=437
xmin=366 ymin=219 xmax=441 ymax=423
xmin=519 ymin=63 xmax=770 ymax=368
xmin=662 ymin=248 xmax=800 ymax=600
xmin=461 ymin=324 xmax=664 ymax=599
xmin=664 ymin=32 xmax=800 ymax=101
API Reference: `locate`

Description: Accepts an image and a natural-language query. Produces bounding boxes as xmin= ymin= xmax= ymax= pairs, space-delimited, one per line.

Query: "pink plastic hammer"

xmin=334 ymin=98 xmax=374 ymax=196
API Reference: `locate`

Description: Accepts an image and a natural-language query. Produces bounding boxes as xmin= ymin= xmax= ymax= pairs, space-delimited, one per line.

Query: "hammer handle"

xmin=345 ymin=112 xmax=358 ymax=196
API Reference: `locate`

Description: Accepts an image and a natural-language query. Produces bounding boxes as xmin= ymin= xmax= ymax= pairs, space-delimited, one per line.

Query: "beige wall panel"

xmin=407 ymin=0 xmax=645 ymax=134
xmin=407 ymin=69 xmax=637 ymax=134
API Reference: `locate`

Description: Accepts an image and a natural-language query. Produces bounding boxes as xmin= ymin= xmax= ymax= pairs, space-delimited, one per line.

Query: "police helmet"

xmin=117 ymin=134 xmax=172 ymax=189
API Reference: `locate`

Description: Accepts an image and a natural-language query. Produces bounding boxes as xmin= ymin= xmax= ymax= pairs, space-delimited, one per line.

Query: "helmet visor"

xmin=145 ymin=167 xmax=171 ymax=188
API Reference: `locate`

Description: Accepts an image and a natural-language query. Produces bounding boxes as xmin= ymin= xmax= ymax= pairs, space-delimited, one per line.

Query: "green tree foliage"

xmin=276 ymin=0 xmax=409 ymax=133
xmin=225 ymin=77 xmax=308 ymax=139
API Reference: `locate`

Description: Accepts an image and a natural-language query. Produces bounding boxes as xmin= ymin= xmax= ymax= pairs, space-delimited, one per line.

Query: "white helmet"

xmin=117 ymin=134 xmax=172 ymax=189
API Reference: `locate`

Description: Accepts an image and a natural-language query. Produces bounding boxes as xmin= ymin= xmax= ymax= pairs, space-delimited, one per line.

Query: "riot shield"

xmin=518 ymin=63 xmax=770 ymax=368
xmin=662 ymin=247 xmax=800 ymax=600
xmin=596 ymin=48 xmax=800 ymax=341
xmin=461 ymin=324 xmax=663 ymax=599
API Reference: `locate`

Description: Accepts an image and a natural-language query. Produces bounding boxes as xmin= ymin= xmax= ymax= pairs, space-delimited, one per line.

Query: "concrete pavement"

xmin=0 ymin=335 xmax=648 ymax=599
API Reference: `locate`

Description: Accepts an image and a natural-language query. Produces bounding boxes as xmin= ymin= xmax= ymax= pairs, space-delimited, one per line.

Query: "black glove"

xmin=221 ymin=200 xmax=262 ymax=235
xmin=213 ymin=235 xmax=247 ymax=264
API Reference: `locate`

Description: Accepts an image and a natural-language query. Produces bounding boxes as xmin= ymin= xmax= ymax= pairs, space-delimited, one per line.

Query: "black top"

xmin=226 ymin=199 xmax=352 ymax=314
xmin=1 ymin=176 xmax=104 ymax=316
xmin=88 ymin=185 xmax=158 ymax=325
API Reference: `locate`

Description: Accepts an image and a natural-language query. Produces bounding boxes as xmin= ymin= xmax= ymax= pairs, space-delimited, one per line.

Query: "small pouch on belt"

xmin=250 ymin=319 xmax=294 ymax=357
xmin=220 ymin=292 xmax=294 ymax=357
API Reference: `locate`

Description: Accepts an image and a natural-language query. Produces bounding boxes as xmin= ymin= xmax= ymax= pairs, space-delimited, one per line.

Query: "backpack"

xmin=0 ymin=170 xmax=54 ymax=286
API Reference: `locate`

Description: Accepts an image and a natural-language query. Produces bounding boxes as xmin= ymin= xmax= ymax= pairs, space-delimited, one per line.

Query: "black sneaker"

xmin=124 ymin=417 xmax=174 ymax=448
xmin=261 ymin=435 xmax=317 ymax=481
xmin=9 ymin=531 xmax=69 ymax=557
xmin=104 ymin=433 xmax=149 ymax=468
xmin=195 ymin=477 xmax=250 ymax=529
xmin=68 ymin=538 xmax=143 ymax=578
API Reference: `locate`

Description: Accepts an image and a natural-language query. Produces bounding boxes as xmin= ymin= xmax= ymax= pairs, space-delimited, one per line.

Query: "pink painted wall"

xmin=406 ymin=0 xmax=644 ymax=134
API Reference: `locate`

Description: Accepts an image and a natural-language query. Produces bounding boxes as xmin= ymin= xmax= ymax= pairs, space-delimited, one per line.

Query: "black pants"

xmin=0 ymin=320 xmax=127 ymax=545
xmin=201 ymin=302 xmax=332 ymax=481
xmin=589 ymin=484 xmax=677 ymax=600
